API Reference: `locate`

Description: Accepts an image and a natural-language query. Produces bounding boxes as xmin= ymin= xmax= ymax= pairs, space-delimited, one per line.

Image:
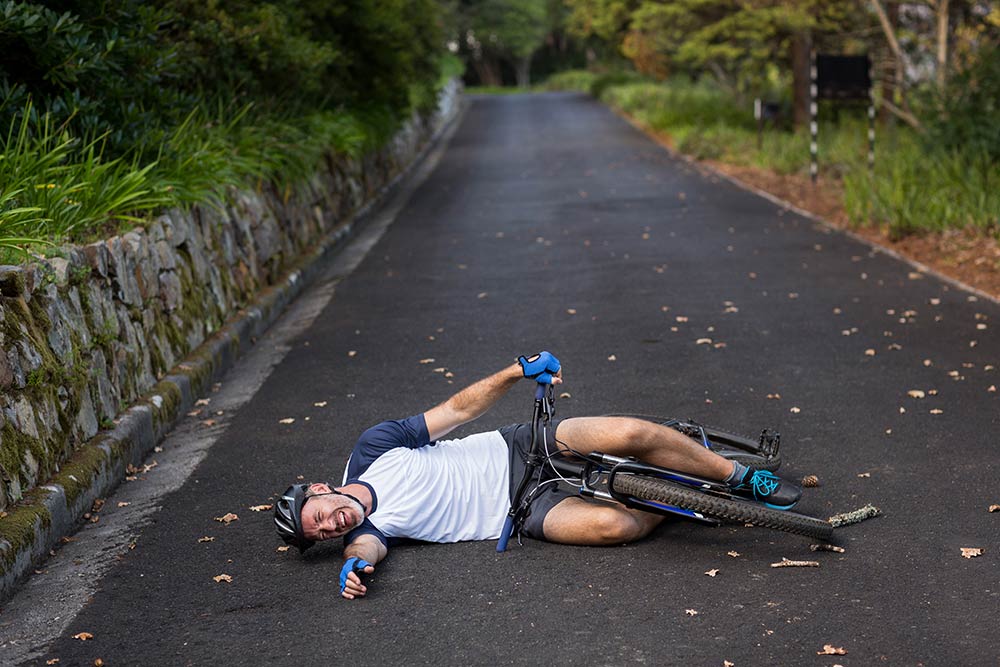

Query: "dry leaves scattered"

xmin=989 ymin=505 xmax=1000 ymax=513
xmin=276 ymin=545 xmax=290 ymax=552
xmin=727 ymin=551 xmax=740 ymax=558
xmin=46 ymin=660 xmax=60 ymax=665
xmin=907 ymin=390 xmax=925 ymax=399
xmin=705 ymin=569 xmax=719 ymax=577
xmin=314 ymin=401 xmax=328 ymax=407
xmin=817 ymin=645 xmax=847 ymax=655
xmin=213 ymin=574 xmax=233 ymax=583
xmin=214 ymin=513 xmax=239 ymax=524
xmin=249 ymin=505 xmax=273 ymax=512
xmin=73 ymin=632 xmax=94 ymax=641
xmin=685 ymin=609 xmax=698 ymax=616
xmin=789 ymin=407 xmax=801 ymax=414
xmin=198 ymin=536 xmax=215 ymax=543
xmin=961 ymin=547 xmax=984 ymax=559
xmin=278 ymin=418 xmax=295 ymax=424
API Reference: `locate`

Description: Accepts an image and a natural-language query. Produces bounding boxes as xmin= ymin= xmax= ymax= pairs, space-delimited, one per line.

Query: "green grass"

xmin=0 ymin=95 xmax=415 ymax=260
xmin=596 ymin=77 xmax=1000 ymax=239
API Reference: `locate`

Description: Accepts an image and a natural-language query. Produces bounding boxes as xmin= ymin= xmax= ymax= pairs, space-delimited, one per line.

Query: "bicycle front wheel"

xmin=612 ymin=474 xmax=833 ymax=540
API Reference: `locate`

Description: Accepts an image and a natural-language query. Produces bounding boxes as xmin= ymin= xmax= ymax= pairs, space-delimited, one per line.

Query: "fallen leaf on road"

xmin=276 ymin=545 xmax=290 ymax=552
xmin=198 ymin=536 xmax=215 ymax=543
xmin=857 ymin=472 xmax=871 ymax=478
xmin=929 ymin=409 xmax=944 ymax=415
xmin=685 ymin=609 xmax=698 ymax=616
xmin=477 ymin=292 xmax=488 ymax=299
xmin=46 ymin=660 xmax=59 ymax=665
xmin=419 ymin=358 xmax=435 ymax=364
xmin=73 ymin=632 xmax=94 ymax=641
xmin=675 ymin=316 xmax=689 ymax=323
xmin=961 ymin=548 xmax=983 ymax=558
xmin=195 ymin=398 xmax=211 ymax=406
xmin=789 ymin=407 xmax=801 ymax=413
xmin=214 ymin=513 xmax=239 ymax=524
xmin=186 ymin=409 xmax=202 ymax=417
xmin=989 ymin=505 xmax=999 ymax=512
xmin=865 ymin=349 xmax=876 ymax=356
xmin=433 ymin=367 xmax=446 ymax=373
xmin=559 ymin=392 xmax=572 ymax=399
xmin=705 ymin=569 xmax=719 ymax=577
xmin=95 ymin=660 xmax=104 ymax=667
xmin=766 ymin=393 xmax=781 ymax=400
xmin=213 ymin=574 xmax=233 ymax=583
xmin=988 ymin=385 xmax=996 ymax=393
xmin=907 ymin=390 xmax=925 ymax=399
xmin=117 ymin=502 xmax=130 ymax=508
xmin=314 ymin=401 xmax=327 ymax=407
xmin=696 ymin=338 xmax=713 ymax=345
xmin=567 ymin=309 xmax=577 ymax=315
xmin=724 ymin=661 xmax=734 ymax=667
xmin=607 ymin=355 xmax=617 ymax=361
xmin=817 ymin=645 xmax=847 ymax=655
xmin=727 ymin=551 xmax=740 ymax=558
xmin=278 ymin=418 xmax=295 ymax=424
xmin=347 ymin=350 xmax=357 ymax=357
xmin=249 ymin=505 xmax=272 ymax=512
xmin=201 ymin=419 xmax=216 ymax=427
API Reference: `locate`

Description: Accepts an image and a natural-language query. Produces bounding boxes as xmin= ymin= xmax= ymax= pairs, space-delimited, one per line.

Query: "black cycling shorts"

xmin=499 ymin=419 xmax=576 ymax=541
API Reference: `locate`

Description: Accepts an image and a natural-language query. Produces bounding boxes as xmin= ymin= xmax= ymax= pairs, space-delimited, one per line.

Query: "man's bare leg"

xmin=553 ymin=417 xmax=735 ymax=480
xmin=541 ymin=497 xmax=665 ymax=545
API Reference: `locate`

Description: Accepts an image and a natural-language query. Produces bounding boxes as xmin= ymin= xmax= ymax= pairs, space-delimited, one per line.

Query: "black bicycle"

xmin=497 ymin=383 xmax=833 ymax=551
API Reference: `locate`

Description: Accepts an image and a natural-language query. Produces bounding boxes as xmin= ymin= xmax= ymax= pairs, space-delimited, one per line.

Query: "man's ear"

xmin=308 ymin=482 xmax=332 ymax=494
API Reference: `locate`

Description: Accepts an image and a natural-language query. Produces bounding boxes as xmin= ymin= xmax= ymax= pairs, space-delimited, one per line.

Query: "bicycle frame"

xmin=497 ymin=382 xmax=773 ymax=552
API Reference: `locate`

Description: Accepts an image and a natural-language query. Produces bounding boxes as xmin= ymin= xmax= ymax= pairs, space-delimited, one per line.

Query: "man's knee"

xmin=592 ymin=508 xmax=646 ymax=545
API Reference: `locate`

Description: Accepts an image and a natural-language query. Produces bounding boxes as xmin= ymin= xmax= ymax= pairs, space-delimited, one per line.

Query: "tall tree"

xmin=458 ymin=0 xmax=550 ymax=87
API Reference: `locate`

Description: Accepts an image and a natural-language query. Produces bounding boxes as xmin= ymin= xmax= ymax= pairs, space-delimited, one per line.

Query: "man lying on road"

xmin=274 ymin=352 xmax=801 ymax=600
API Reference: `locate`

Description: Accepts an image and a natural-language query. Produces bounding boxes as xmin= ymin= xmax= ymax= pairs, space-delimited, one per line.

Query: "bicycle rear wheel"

xmin=612 ymin=474 xmax=833 ymax=540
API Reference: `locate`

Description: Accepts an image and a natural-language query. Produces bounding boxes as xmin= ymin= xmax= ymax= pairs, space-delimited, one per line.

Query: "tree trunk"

xmin=515 ymin=56 xmax=532 ymax=88
xmin=879 ymin=2 xmax=899 ymax=124
xmin=936 ymin=0 xmax=950 ymax=89
xmin=792 ymin=32 xmax=811 ymax=129
xmin=472 ymin=56 xmax=503 ymax=87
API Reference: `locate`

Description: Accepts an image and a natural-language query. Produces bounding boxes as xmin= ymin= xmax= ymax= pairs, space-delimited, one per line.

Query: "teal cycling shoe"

xmin=731 ymin=469 xmax=802 ymax=510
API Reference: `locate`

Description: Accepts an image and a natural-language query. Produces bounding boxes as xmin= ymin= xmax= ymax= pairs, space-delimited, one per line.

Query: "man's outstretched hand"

xmin=518 ymin=351 xmax=562 ymax=385
xmin=340 ymin=557 xmax=374 ymax=600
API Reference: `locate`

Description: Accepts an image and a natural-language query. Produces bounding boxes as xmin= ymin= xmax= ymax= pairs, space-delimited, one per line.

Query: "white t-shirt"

xmin=341 ymin=414 xmax=510 ymax=545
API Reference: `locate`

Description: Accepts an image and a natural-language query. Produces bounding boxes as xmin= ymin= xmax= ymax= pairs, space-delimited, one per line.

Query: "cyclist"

xmin=274 ymin=352 xmax=801 ymax=600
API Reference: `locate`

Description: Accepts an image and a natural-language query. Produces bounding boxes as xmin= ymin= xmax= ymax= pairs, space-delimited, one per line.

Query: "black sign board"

xmin=816 ymin=55 xmax=871 ymax=100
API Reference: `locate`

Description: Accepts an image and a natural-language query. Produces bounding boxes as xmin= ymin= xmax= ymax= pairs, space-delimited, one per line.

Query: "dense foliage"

xmin=0 ymin=0 xmax=448 ymax=254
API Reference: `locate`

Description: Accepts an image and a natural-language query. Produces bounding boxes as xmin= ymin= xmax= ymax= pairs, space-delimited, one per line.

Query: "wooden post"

xmin=868 ymin=58 xmax=876 ymax=174
xmin=810 ymin=51 xmax=818 ymax=184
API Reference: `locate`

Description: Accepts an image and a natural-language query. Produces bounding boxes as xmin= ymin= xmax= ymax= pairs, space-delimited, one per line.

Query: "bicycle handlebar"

xmin=497 ymin=381 xmax=554 ymax=552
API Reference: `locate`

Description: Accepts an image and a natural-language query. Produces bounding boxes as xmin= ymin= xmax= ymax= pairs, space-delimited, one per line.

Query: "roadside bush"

xmin=542 ymin=69 xmax=598 ymax=91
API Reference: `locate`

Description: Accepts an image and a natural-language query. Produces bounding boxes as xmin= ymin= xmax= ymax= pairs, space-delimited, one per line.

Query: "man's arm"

xmin=341 ymin=533 xmax=387 ymax=600
xmin=423 ymin=362 xmax=523 ymax=440
xmin=423 ymin=353 xmax=562 ymax=440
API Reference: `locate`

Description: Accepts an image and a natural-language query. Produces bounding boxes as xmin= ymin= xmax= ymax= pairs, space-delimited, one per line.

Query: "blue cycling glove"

xmin=518 ymin=351 xmax=561 ymax=385
xmin=339 ymin=557 xmax=372 ymax=593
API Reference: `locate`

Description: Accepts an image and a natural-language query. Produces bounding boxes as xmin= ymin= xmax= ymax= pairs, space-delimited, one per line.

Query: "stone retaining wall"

xmin=0 ymin=81 xmax=460 ymax=514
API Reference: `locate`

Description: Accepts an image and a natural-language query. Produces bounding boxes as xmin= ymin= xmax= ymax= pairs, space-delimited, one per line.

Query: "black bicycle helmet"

xmin=274 ymin=484 xmax=314 ymax=553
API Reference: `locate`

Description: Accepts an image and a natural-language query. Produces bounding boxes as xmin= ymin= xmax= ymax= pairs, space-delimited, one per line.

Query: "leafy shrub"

xmin=542 ymin=69 xmax=598 ymax=91
xmin=923 ymin=44 xmax=1000 ymax=163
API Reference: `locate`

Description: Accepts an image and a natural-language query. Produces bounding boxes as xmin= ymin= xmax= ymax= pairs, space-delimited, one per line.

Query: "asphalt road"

xmin=3 ymin=92 xmax=999 ymax=666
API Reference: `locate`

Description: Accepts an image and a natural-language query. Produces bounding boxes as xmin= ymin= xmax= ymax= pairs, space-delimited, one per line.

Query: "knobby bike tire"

xmin=612 ymin=474 xmax=833 ymax=540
